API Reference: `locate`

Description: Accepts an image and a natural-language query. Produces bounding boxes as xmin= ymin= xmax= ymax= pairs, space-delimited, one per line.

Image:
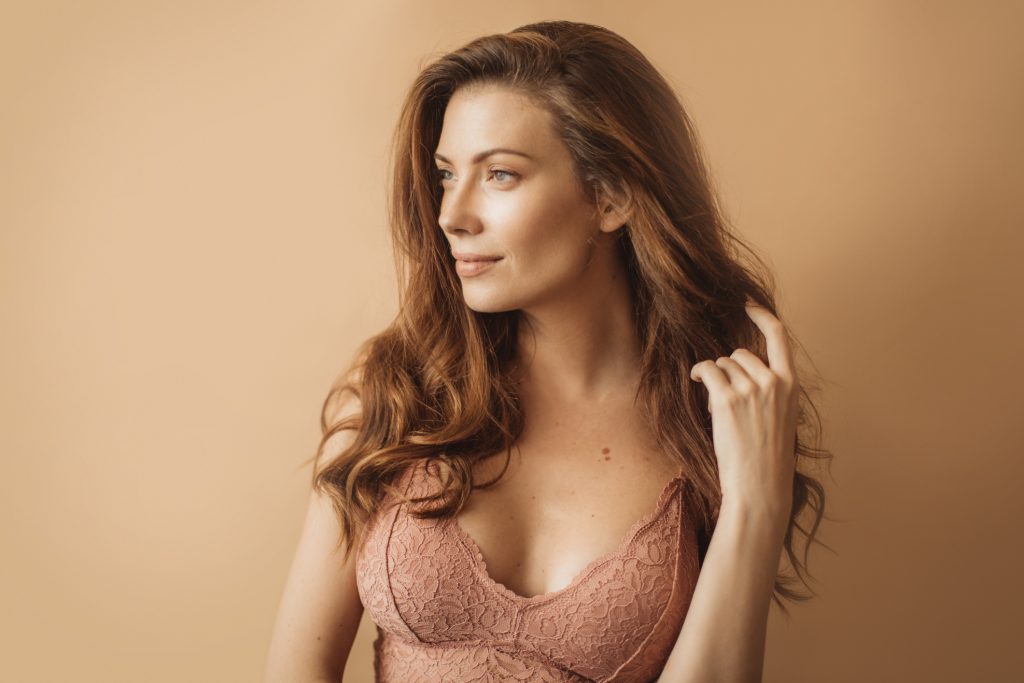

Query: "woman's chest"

xmin=453 ymin=441 xmax=683 ymax=601
xmin=355 ymin=457 xmax=699 ymax=681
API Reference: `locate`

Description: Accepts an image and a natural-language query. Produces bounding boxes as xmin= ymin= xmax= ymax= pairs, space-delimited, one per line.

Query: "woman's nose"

xmin=437 ymin=178 xmax=483 ymax=235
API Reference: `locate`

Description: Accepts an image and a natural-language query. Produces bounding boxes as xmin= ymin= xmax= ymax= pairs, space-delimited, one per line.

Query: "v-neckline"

xmin=445 ymin=471 xmax=687 ymax=605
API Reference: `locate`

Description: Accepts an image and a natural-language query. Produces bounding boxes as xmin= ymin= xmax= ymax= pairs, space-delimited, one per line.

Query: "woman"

xmin=265 ymin=20 xmax=830 ymax=683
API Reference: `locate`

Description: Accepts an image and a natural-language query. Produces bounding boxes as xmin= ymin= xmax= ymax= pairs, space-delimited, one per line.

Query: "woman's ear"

xmin=596 ymin=182 xmax=633 ymax=234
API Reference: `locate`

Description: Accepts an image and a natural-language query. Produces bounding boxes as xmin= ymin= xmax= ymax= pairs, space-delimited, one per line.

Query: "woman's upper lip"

xmin=452 ymin=251 xmax=502 ymax=262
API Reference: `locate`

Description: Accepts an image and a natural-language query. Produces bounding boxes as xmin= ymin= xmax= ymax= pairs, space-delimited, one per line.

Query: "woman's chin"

xmin=461 ymin=293 xmax=516 ymax=314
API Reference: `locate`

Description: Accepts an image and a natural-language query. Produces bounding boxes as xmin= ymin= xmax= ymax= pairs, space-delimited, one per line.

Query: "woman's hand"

xmin=689 ymin=300 xmax=799 ymax=518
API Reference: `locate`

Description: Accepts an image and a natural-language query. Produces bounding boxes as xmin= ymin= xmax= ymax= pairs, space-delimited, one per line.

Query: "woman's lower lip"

xmin=456 ymin=258 xmax=502 ymax=276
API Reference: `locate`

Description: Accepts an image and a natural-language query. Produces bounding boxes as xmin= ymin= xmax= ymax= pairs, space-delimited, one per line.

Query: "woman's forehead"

xmin=437 ymin=88 xmax=562 ymax=165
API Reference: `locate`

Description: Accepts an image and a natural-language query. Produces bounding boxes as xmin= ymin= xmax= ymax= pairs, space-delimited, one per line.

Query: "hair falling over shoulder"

xmin=306 ymin=20 xmax=835 ymax=614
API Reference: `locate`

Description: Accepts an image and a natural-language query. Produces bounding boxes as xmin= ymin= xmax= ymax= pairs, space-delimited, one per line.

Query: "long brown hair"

xmin=308 ymin=20 xmax=833 ymax=613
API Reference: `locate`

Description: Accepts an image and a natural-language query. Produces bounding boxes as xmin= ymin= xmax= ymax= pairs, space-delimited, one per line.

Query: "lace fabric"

xmin=356 ymin=461 xmax=701 ymax=682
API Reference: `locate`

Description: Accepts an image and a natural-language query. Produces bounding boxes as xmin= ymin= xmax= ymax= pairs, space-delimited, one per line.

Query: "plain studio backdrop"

xmin=2 ymin=1 xmax=1021 ymax=681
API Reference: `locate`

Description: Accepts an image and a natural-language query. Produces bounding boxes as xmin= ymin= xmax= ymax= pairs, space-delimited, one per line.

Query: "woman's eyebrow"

xmin=433 ymin=147 xmax=535 ymax=164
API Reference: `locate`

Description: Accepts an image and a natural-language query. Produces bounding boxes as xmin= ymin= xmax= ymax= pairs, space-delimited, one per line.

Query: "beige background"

xmin=2 ymin=1 xmax=1021 ymax=681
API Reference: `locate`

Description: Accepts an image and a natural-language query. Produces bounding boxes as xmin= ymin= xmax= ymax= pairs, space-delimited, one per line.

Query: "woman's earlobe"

xmin=599 ymin=203 xmax=632 ymax=233
xmin=601 ymin=187 xmax=633 ymax=233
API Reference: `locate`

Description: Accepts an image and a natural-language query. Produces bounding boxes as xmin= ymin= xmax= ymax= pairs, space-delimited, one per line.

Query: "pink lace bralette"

xmin=356 ymin=460 xmax=701 ymax=682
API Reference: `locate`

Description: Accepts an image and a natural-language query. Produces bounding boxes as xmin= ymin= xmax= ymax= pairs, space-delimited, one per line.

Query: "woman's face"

xmin=434 ymin=84 xmax=621 ymax=313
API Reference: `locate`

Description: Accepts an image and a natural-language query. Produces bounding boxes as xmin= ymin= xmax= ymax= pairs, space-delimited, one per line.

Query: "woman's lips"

xmin=455 ymin=257 xmax=502 ymax=277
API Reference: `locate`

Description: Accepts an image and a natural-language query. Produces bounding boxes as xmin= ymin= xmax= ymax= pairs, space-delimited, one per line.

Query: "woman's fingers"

xmin=744 ymin=300 xmax=796 ymax=385
xmin=692 ymin=299 xmax=799 ymax=411
xmin=713 ymin=357 xmax=754 ymax=393
xmin=690 ymin=359 xmax=730 ymax=412
xmin=729 ymin=348 xmax=774 ymax=387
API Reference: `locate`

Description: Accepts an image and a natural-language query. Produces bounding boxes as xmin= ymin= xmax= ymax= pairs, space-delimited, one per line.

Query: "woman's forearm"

xmin=658 ymin=497 xmax=789 ymax=682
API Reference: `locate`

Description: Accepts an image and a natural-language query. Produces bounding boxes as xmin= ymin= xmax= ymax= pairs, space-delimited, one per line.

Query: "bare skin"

xmin=452 ymin=389 xmax=682 ymax=600
xmin=263 ymin=82 xmax=795 ymax=681
xmin=435 ymin=83 xmax=682 ymax=599
xmin=658 ymin=302 xmax=798 ymax=682
xmin=436 ymin=83 xmax=799 ymax=682
xmin=263 ymin=83 xmax=666 ymax=682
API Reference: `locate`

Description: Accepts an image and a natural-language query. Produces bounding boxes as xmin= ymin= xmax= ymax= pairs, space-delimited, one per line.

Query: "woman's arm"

xmin=659 ymin=300 xmax=799 ymax=682
xmin=263 ymin=394 xmax=365 ymax=682
xmin=262 ymin=487 xmax=365 ymax=682
xmin=657 ymin=496 xmax=789 ymax=682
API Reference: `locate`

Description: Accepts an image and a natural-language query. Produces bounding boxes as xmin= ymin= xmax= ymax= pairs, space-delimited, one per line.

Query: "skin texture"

xmin=434 ymin=84 xmax=693 ymax=602
xmin=264 ymin=82 xmax=796 ymax=681
xmin=435 ymin=84 xmax=637 ymax=401
xmin=263 ymin=422 xmax=365 ymax=682
xmin=656 ymin=302 xmax=798 ymax=682
xmin=438 ymin=84 xmax=799 ymax=681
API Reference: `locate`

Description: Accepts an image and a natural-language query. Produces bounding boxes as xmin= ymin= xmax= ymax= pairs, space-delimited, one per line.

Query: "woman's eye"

xmin=435 ymin=168 xmax=518 ymax=186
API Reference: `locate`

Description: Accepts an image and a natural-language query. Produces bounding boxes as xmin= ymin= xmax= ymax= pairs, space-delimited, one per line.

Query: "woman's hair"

xmin=307 ymin=19 xmax=834 ymax=613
